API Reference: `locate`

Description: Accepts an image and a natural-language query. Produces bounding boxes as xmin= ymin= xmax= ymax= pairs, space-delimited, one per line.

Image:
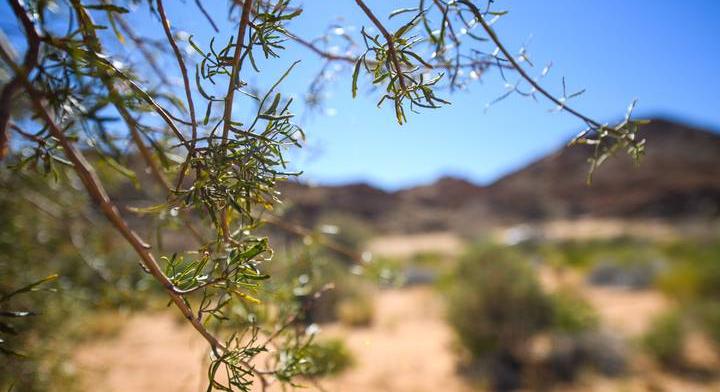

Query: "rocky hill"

xmin=279 ymin=119 xmax=720 ymax=233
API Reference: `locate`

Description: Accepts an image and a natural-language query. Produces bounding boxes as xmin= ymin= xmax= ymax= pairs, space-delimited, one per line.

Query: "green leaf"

xmin=100 ymin=155 xmax=139 ymax=189
xmin=84 ymin=4 xmax=129 ymax=13
xmin=351 ymin=59 xmax=362 ymax=98
xmin=389 ymin=7 xmax=418 ymax=19
xmin=0 ymin=275 xmax=58 ymax=303
xmin=126 ymin=203 xmax=170 ymax=215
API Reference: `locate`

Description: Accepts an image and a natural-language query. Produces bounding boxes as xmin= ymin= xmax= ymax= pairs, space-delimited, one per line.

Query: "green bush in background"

xmin=447 ymin=246 xmax=553 ymax=359
xmin=641 ymin=311 xmax=684 ymax=368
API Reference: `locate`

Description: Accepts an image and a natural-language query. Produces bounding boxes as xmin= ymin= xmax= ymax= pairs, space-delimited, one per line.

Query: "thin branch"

xmin=115 ymin=14 xmax=171 ymax=85
xmin=264 ymin=215 xmax=365 ymax=264
xmin=194 ymin=0 xmax=219 ymax=32
xmin=353 ymin=0 xmax=408 ymax=92
xmin=4 ymin=0 xmax=225 ymax=354
xmin=218 ymin=0 xmax=254 ymax=242
xmin=156 ymin=0 xmax=199 ymax=191
xmin=221 ymin=0 xmax=254 ymax=145
xmin=0 ymin=2 xmax=39 ymax=160
xmin=458 ymin=0 xmax=601 ymax=128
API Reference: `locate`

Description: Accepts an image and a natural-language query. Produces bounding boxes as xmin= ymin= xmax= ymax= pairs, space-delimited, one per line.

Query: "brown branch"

xmin=354 ymin=0 xmax=408 ymax=92
xmin=9 ymin=122 xmax=43 ymax=144
xmin=218 ymin=0 xmax=254 ymax=242
xmin=221 ymin=0 xmax=254 ymax=144
xmin=115 ymin=15 xmax=171 ymax=86
xmin=0 ymin=2 xmax=39 ymax=160
xmin=264 ymin=215 xmax=365 ymax=264
xmin=194 ymin=0 xmax=220 ymax=32
xmin=4 ymin=0 xmax=225 ymax=353
xmin=290 ymin=34 xmax=358 ymax=63
xmin=74 ymin=2 xmax=208 ymax=245
xmin=156 ymin=0 xmax=199 ymax=192
xmin=69 ymin=1 xmax=172 ymax=192
xmin=458 ymin=0 xmax=601 ymax=129
xmin=2 ymin=53 xmax=226 ymax=356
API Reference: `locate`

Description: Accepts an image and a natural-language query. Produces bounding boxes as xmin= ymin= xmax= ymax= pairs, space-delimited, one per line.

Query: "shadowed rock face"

xmin=483 ymin=119 xmax=720 ymax=221
xmin=276 ymin=119 xmax=720 ymax=232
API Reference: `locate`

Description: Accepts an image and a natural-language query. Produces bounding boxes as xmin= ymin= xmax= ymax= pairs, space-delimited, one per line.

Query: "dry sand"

xmin=74 ymin=232 xmax=718 ymax=391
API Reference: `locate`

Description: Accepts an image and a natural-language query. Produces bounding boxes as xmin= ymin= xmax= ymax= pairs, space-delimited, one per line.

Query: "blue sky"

xmin=3 ymin=1 xmax=719 ymax=190
xmin=279 ymin=1 xmax=720 ymax=189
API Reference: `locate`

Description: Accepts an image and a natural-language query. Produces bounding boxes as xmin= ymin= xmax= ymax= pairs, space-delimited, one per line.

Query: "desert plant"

xmin=447 ymin=245 xmax=623 ymax=389
xmin=0 ymin=0 xmax=645 ymax=389
xmin=337 ymin=294 xmax=374 ymax=327
xmin=642 ymin=310 xmax=684 ymax=367
xmin=692 ymin=302 xmax=720 ymax=352
xmin=276 ymin=337 xmax=354 ymax=381
xmin=549 ymin=289 xmax=599 ymax=335
xmin=447 ymin=246 xmax=552 ymax=359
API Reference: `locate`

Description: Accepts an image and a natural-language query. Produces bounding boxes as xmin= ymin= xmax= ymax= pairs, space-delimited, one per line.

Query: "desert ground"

xmin=73 ymin=232 xmax=719 ymax=391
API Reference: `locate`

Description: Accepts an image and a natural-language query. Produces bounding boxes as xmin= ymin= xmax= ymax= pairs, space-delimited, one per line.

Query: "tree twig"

xmin=458 ymin=0 xmax=601 ymax=129
xmin=353 ymin=0 xmax=408 ymax=92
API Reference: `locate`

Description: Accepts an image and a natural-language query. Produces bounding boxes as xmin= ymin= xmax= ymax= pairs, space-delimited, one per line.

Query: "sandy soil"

xmin=74 ymin=313 xmax=208 ymax=392
xmin=319 ymin=287 xmax=472 ymax=392
xmin=367 ymin=232 xmax=464 ymax=258
xmin=73 ymin=232 xmax=717 ymax=391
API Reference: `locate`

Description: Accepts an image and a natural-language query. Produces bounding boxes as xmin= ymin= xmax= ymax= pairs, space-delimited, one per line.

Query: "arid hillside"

xmin=280 ymin=119 xmax=720 ymax=232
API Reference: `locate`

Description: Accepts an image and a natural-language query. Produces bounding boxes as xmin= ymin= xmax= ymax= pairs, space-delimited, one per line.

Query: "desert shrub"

xmin=362 ymin=256 xmax=405 ymax=287
xmin=337 ymin=294 xmax=374 ymax=327
xmin=0 ymin=171 xmax=154 ymax=391
xmin=411 ymin=252 xmax=445 ymax=267
xmin=447 ymin=245 xmax=629 ymax=390
xmin=277 ymin=338 xmax=353 ymax=380
xmin=642 ymin=310 xmax=685 ymax=367
xmin=693 ymin=302 xmax=720 ymax=350
xmin=446 ymin=245 xmax=549 ymax=391
xmin=267 ymin=244 xmax=379 ymax=325
xmin=549 ymin=290 xmax=599 ymax=334
xmin=539 ymin=331 xmax=627 ymax=384
xmin=587 ymin=260 xmax=662 ymax=289
xmin=537 ymin=238 xmax=662 ymax=271
xmin=447 ymin=246 xmax=553 ymax=359
xmin=539 ymin=291 xmax=624 ymax=384
xmin=657 ymin=241 xmax=720 ymax=301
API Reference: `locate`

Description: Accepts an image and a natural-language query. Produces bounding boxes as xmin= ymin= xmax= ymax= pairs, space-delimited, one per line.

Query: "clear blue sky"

xmin=3 ymin=1 xmax=719 ymax=190
xmin=280 ymin=1 xmax=720 ymax=189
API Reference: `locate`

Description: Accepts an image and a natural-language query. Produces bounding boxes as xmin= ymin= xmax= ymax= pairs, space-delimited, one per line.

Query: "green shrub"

xmin=657 ymin=241 xmax=720 ymax=302
xmin=447 ymin=246 xmax=552 ymax=358
xmin=642 ymin=311 xmax=684 ymax=367
xmin=277 ymin=338 xmax=353 ymax=380
xmin=337 ymin=295 xmax=374 ymax=327
xmin=303 ymin=339 xmax=354 ymax=377
xmin=550 ymin=290 xmax=599 ymax=334
xmin=693 ymin=302 xmax=720 ymax=350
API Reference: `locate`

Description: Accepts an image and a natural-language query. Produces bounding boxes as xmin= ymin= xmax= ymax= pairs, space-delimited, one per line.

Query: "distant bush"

xmin=642 ymin=311 xmax=684 ymax=367
xmin=277 ymin=338 xmax=353 ymax=380
xmin=652 ymin=240 xmax=720 ymax=360
xmin=693 ymin=302 xmax=720 ymax=350
xmin=657 ymin=241 xmax=720 ymax=302
xmin=337 ymin=294 xmax=374 ymax=327
xmin=447 ymin=245 xmax=628 ymax=390
xmin=549 ymin=290 xmax=599 ymax=334
xmin=447 ymin=246 xmax=553 ymax=359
